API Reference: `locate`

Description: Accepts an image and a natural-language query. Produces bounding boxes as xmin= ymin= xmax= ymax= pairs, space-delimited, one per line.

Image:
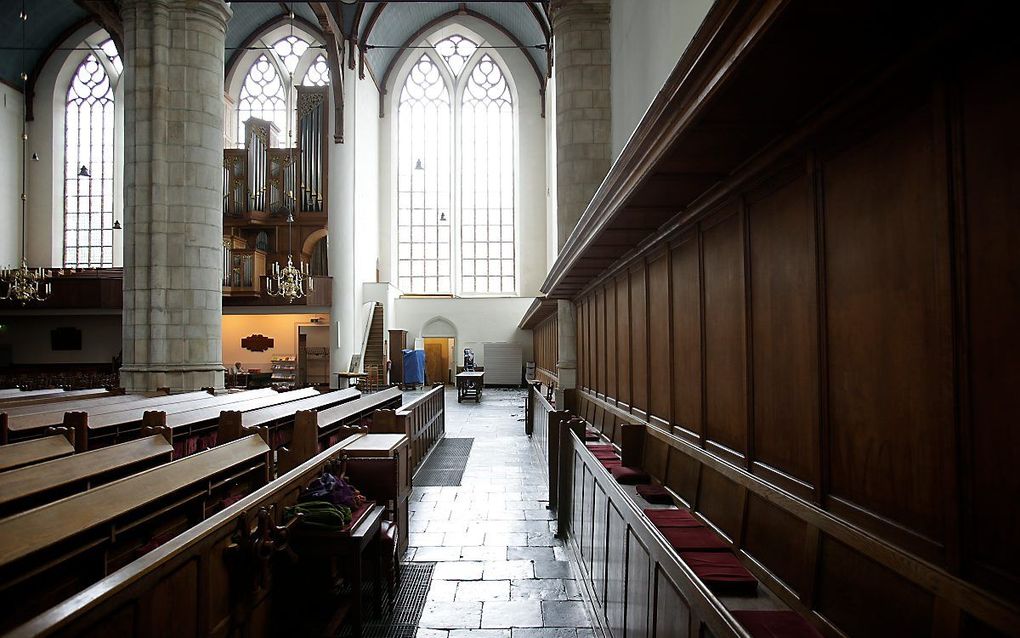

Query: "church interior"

xmin=0 ymin=1 xmax=1017 ymax=636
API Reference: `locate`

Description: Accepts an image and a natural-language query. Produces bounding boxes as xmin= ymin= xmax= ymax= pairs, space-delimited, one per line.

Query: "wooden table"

xmin=456 ymin=371 xmax=484 ymax=403
xmin=337 ymin=372 xmax=369 ymax=388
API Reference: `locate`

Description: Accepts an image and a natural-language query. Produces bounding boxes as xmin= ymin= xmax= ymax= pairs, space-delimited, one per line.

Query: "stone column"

xmin=118 ymin=0 xmax=231 ymax=392
xmin=550 ymin=0 xmax=611 ymax=250
xmin=555 ymin=299 xmax=578 ymax=409
xmin=329 ymin=65 xmax=356 ymax=388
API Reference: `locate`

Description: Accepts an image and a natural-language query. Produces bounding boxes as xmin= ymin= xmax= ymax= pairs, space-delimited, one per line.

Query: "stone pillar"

xmin=555 ymin=299 xmax=578 ymax=409
xmin=118 ymin=0 xmax=231 ymax=392
xmin=550 ymin=0 xmax=611 ymax=250
xmin=329 ymin=65 xmax=357 ymax=388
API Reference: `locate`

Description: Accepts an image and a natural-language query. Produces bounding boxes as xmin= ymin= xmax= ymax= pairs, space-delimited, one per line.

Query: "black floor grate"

xmin=338 ymin=562 xmax=435 ymax=638
xmin=414 ymin=438 xmax=474 ymax=486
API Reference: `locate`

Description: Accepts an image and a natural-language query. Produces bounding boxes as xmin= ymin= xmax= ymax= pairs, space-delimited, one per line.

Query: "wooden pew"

xmin=0 ymin=388 xmax=121 ymax=410
xmin=371 ymin=383 xmax=445 ymax=474
xmin=0 ymin=389 xmax=67 ymax=403
xmin=6 ymin=426 xmax=405 ymax=637
xmin=277 ymin=387 xmax=403 ymax=475
xmin=63 ymin=388 xmax=279 ymax=451
xmin=0 ymin=429 xmax=76 ymax=473
xmin=2 ymin=390 xmax=213 ymax=444
xmin=0 ymin=433 xmax=272 ymax=633
xmin=217 ymin=387 xmax=361 ymax=449
xmin=140 ymin=387 xmax=320 ymax=458
xmin=0 ymin=429 xmax=174 ymax=517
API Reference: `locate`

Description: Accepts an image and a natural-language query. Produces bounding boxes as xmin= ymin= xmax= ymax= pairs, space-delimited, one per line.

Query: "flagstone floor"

xmin=406 ymin=387 xmax=597 ymax=638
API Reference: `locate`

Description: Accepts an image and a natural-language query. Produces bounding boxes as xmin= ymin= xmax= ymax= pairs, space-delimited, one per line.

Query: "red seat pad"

xmin=591 ymin=449 xmax=620 ymax=460
xmin=680 ymin=552 xmax=758 ymax=595
xmin=586 ymin=444 xmax=616 ymax=454
xmin=585 ymin=428 xmax=601 ymax=441
xmin=600 ymin=459 xmax=622 ymax=469
xmin=731 ymin=611 xmax=823 ymax=638
xmin=610 ymin=465 xmax=651 ymax=484
xmin=636 ymin=484 xmax=674 ymax=504
xmin=644 ymin=508 xmax=701 ymax=527
xmin=658 ymin=526 xmax=729 ymax=551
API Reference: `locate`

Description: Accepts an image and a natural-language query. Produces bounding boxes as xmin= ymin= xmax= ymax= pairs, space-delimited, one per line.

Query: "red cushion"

xmin=658 ymin=526 xmax=729 ymax=551
xmin=379 ymin=520 xmax=398 ymax=548
xmin=731 ymin=611 xmax=822 ymax=638
xmin=680 ymin=552 xmax=757 ymax=595
xmin=585 ymin=429 xmax=601 ymax=441
xmin=610 ymin=465 xmax=651 ymax=484
xmin=600 ymin=459 xmax=622 ymax=469
xmin=586 ymin=444 xmax=616 ymax=454
xmin=636 ymin=484 xmax=674 ymax=504
xmin=591 ymin=450 xmax=620 ymax=460
xmin=645 ymin=508 xmax=701 ymax=527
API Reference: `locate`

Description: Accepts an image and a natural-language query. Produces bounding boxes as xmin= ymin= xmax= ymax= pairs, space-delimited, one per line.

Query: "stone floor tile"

xmin=533 ymin=561 xmax=574 ymax=579
xmin=526 ymin=532 xmax=558 ymax=547
xmin=462 ymin=545 xmax=509 ymax=561
xmin=433 ymin=561 xmax=485 ymax=580
xmin=409 ymin=533 xmax=447 ymax=547
xmin=449 ymin=631 xmax=511 ymax=638
xmin=485 ymin=532 xmax=529 ymax=547
xmin=426 ymin=580 xmax=460 ymax=603
xmin=419 ymin=601 xmax=483 ymax=629
xmin=455 ymin=579 xmax=511 ymax=602
xmin=483 ymin=559 xmax=535 ymax=580
xmin=481 ymin=601 xmax=544 ymax=629
xmin=509 ymin=579 xmax=568 ymax=601
xmin=510 ymin=630 xmax=576 ymax=638
xmin=507 ymin=547 xmax=556 ymax=561
xmin=541 ymin=601 xmax=590 ymax=628
xmin=413 ymin=546 xmax=464 ymax=562
xmin=415 ymin=629 xmax=449 ymax=638
xmin=562 ymin=579 xmax=583 ymax=600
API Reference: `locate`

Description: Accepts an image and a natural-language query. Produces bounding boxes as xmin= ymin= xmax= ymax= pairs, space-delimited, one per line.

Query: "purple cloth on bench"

xmin=645 ymin=508 xmax=701 ymax=527
xmin=658 ymin=526 xmax=729 ymax=551
xmin=610 ymin=465 xmax=651 ymax=484
xmin=731 ymin=611 xmax=823 ymax=638
xmin=636 ymin=484 xmax=674 ymax=504
xmin=680 ymin=551 xmax=758 ymax=595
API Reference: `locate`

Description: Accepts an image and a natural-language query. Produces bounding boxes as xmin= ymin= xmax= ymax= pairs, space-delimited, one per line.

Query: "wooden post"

xmin=620 ymin=422 xmax=646 ymax=469
xmin=218 ymin=411 xmax=244 ymax=444
xmin=556 ymin=416 xmax=584 ymax=538
xmin=0 ymin=413 xmax=8 ymax=444
xmin=140 ymin=424 xmax=173 ymax=445
xmin=63 ymin=411 xmax=89 ymax=452
xmin=372 ymin=408 xmax=401 ymax=434
xmin=547 ymin=410 xmax=570 ymax=510
xmin=279 ymin=410 xmax=319 ymax=476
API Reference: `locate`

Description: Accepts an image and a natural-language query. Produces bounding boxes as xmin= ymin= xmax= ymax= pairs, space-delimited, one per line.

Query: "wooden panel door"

xmin=424 ymin=339 xmax=449 ymax=385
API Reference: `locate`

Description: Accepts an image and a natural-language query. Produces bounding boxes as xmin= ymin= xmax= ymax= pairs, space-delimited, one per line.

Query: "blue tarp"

xmin=402 ymin=349 xmax=425 ymax=385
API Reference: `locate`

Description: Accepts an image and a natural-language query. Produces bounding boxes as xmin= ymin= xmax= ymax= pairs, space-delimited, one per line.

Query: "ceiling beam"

xmin=309 ymin=2 xmax=346 ymax=143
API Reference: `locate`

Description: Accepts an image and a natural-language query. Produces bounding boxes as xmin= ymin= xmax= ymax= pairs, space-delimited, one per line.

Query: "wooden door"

xmin=424 ymin=339 xmax=450 ymax=385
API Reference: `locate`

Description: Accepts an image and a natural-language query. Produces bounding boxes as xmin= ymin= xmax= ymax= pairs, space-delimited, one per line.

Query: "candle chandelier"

xmin=1 ymin=3 xmax=52 ymax=305
xmin=266 ymin=7 xmax=313 ymax=304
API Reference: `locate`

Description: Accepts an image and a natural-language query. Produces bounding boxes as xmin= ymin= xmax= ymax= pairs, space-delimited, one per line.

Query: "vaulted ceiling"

xmin=0 ymin=1 xmax=550 ymax=92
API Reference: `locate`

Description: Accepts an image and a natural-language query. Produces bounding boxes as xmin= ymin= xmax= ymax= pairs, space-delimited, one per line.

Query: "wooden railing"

xmin=372 ymin=383 xmax=445 ymax=474
xmin=4 ymin=434 xmax=385 ymax=638
xmin=525 ymin=382 xmax=568 ymax=513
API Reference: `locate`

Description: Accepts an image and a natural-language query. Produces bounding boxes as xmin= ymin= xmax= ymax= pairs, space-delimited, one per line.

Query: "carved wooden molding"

xmin=241 ymin=334 xmax=274 ymax=352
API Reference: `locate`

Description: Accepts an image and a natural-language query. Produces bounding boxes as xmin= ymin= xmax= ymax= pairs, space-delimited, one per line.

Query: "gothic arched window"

xmin=64 ymin=48 xmax=116 ymax=268
xmin=395 ymin=34 xmax=517 ymax=296
xmin=302 ymin=54 xmax=330 ymax=86
xmin=237 ymin=54 xmax=288 ymax=141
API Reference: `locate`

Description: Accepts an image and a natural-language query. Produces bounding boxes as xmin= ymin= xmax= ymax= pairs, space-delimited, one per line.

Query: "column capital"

xmin=550 ymin=0 xmax=610 ymax=26
xmin=120 ymin=0 xmax=232 ymax=30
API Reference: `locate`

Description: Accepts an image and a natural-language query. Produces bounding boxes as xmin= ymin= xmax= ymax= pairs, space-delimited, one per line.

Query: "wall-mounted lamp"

xmin=77 ymin=165 xmax=90 ymax=178
xmin=31 ymin=153 xmax=38 ymax=161
xmin=414 ymin=159 xmax=424 ymax=170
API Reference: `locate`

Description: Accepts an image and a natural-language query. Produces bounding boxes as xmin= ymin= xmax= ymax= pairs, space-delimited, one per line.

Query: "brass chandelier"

xmin=1 ymin=3 xmax=52 ymax=305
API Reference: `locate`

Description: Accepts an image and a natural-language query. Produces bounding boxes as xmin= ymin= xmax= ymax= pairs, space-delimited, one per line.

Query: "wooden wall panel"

xmin=747 ymin=171 xmax=820 ymax=492
xmin=533 ymin=314 xmax=558 ymax=377
xmin=606 ymin=503 xmax=627 ymax=636
xmin=648 ymin=253 xmax=672 ymax=425
xmin=815 ymin=536 xmax=934 ymax=637
xmin=626 ymin=530 xmax=651 ymax=638
xmin=822 ymin=103 xmax=954 ymax=554
xmin=605 ymin=283 xmax=618 ymax=400
xmin=696 ymin=466 xmax=743 ymax=542
xmin=616 ymin=275 xmax=631 ymax=406
xmin=653 ymin=569 xmax=691 ymax=638
xmin=671 ymin=237 xmax=702 ymax=437
xmin=701 ymin=209 xmax=748 ymax=459
xmin=742 ymin=493 xmax=810 ymax=596
xmin=960 ymin=56 xmax=1020 ymax=598
xmin=630 ymin=266 xmax=649 ymax=415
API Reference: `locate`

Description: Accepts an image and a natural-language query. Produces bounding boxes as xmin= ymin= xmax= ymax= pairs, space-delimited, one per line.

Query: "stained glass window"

xmin=64 ymin=53 xmax=115 ymax=268
xmin=396 ymin=55 xmax=452 ymax=294
xmin=461 ymin=55 xmax=515 ymax=294
xmin=302 ymin=54 xmax=330 ymax=86
xmin=237 ymin=54 xmax=288 ymax=142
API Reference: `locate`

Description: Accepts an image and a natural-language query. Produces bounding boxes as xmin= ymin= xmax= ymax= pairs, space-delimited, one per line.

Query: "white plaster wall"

xmin=353 ymin=63 xmax=381 ymax=330
xmin=392 ymin=296 xmax=535 ymax=367
xmin=609 ymin=0 xmax=713 ymax=160
xmin=0 ymin=84 xmax=23 ymax=267
xmin=378 ymin=16 xmax=549 ymax=298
